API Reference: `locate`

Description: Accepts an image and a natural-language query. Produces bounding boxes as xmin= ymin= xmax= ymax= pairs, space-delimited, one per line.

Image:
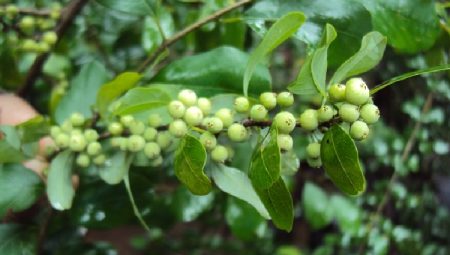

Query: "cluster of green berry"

xmin=0 ymin=4 xmax=60 ymax=53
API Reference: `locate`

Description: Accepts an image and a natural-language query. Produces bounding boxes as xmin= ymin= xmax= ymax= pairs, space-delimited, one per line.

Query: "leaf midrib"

xmin=329 ymin=131 xmax=357 ymax=193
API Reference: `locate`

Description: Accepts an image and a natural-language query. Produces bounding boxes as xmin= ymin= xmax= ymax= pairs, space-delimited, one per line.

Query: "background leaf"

xmin=225 ymin=197 xmax=266 ymax=241
xmin=98 ymin=151 xmax=133 ymax=185
xmin=46 ymin=150 xmax=75 ymax=210
xmin=113 ymin=87 xmax=171 ymax=115
xmin=302 ymin=182 xmax=333 ymax=230
xmin=0 ymin=126 xmax=25 ymax=163
xmin=0 ymin=224 xmax=37 ymax=255
xmin=95 ymin=0 xmax=153 ymax=15
xmin=171 ymin=186 xmax=215 ymax=222
xmin=142 ymin=6 xmax=175 ymax=53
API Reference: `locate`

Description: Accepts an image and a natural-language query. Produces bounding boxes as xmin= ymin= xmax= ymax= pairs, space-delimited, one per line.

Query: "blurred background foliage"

xmin=0 ymin=0 xmax=449 ymax=254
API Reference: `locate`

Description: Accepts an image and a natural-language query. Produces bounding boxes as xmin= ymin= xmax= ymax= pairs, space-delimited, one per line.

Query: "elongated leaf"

xmin=0 ymin=126 xmax=25 ymax=163
xmin=211 ymin=164 xmax=270 ymax=219
xmin=370 ymin=64 xmax=450 ymax=95
xmin=225 ymin=197 xmax=266 ymax=241
xmin=249 ymin=127 xmax=281 ymax=189
xmin=0 ymin=224 xmax=37 ymax=255
xmin=16 ymin=116 xmax=50 ymax=143
xmin=302 ymin=182 xmax=333 ymax=230
xmin=47 ymin=150 xmax=75 ymax=210
xmin=321 ymin=125 xmax=366 ymax=196
xmin=330 ymin=195 xmax=361 ymax=234
xmin=95 ymin=0 xmax=153 ymax=15
xmin=96 ymin=72 xmax=142 ymax=118
xmin=98 ymin=151 xmax=132 ymax=185
xmin=171 ymin=186 xmax=215 ymax=222
xmin=113 ymin=87 xmax=171 ymax=115
xmin=243 ymin=12 xmax=305 ymax=96
xmin=329 ymin=32 xmax=386 ymax=85
xmin=174 ymin=134 xmax=211 ymax=195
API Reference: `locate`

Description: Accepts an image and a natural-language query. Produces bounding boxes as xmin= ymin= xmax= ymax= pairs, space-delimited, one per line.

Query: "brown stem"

xmin=19 ymin=8 xmax=52 ymax=17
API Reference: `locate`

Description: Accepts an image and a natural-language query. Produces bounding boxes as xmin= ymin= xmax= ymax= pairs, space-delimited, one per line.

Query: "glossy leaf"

xmin=95 ymin=0 xmax=153 ymax=15
xmin=321 ymin=125 xmax=366 ymax=196
xmin=142 ymin=6 xmax=175 ymax=53
xmin=0 ymin=224 xmax=37 ymax=255
xmin=330 ymin=195 xmax=361 ymax=234
xmin=16 ymin=115 xmax=50 ymax=143
xmin=98 ymin=151 xmax=132 ymax=185
xmin=225 ymin=197 xmax=266 ymax=241
xmin=171 ymin=186 xmax=215 ymax=222
xmin=0 ymin=164 xmax=44 ymax=217
xmin=0 ymin=41 xmax=22 ymax=89
xmin=47 ymin=150 xmax=75 ymax=210
xmin=302 ymin=182 xmax=333 ymax=230
xmin=0 ymin=126 xmax=25 ymax=163
xmin=113 ymin=87 xmax=171 ymax=115
xmin=174 ymin=134 xmax=211 ymax=195
xmin=243 ymin=12 xmax=305 ymax=96
xmin=211 ymin=164 xmax=270 ymax=219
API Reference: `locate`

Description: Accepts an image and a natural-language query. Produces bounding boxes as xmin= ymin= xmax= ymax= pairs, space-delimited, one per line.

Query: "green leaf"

xmin=243 ymin=12 xmax=305 ymax=96
xmin=254 ymin=178 xmax=294 ymax=232
xmin=211 ymin=164 xmax=270 ymax=219
xmin=123 ymin=173 xmax=151 ymax=233
xmin=142 ymin=6 xmax=175 ymax=53
xmin=55 ymin=61 xmax=109 ymax=124
xmin=370 ymin=64 xmax=450 ymax=95
xmin=174 ymin=134 xmax=211 ymax=195
xmin=98 ymin=151 xmax=133 ymax=185
xmin=113 ymin=87 xmax=171 ymax=115
xmin=47 ymin=150 xmax=75 ymax=210
xmin=96 ymin=72 xmax=142 ymax=118
xmin=321 ymin=125 xmax=366 ymax=196
xmin=0 ymin=164 xmax=44 ymax=217
xmin=152 ymin=47 xmax=272 ymax=97
xmin=288 ymin=57 xmax=316 ymax=95
xmin=16 ymin=116 xmax=50 ymax=143
xmin=0 ymin=126 xmax=25 ymax=163
xmin=249 ymin=126 xmax=281 ymax=189
xmin=95 ymin=0 xmax=153 ymax=15
xmin=329 ymin=32 xmax=387 ymax=85
xmin=171 ymin=186 xmax=215 ymax=222
xmin=302 ymin=182 xmax=333 ymax=230
xmin=0 ymin=41 xmax=22 ymax=89
xmin=0 ymin=224 xmax=37 ymax=255
xmin=330 ymin=195 xmax=361 ymax=234
xmin=225 ymin=197 xmax=266 ymax=241
xmin=361 ymin=0 xmax=440 ymax=54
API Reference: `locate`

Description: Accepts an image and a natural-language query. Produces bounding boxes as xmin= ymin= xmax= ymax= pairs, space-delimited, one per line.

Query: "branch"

xmin=17 ymin=0 xmax=90 ymax=97
xmin=19 ymin=8 xmax=52 ymax=17
xmin=137 ymin=0 xmax=253 ymax=73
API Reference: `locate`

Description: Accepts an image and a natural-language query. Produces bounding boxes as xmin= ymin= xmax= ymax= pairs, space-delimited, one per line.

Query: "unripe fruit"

xmin=317 ymin=105 xmax=334 ymax=122
xmin=360 ymin=104 xmax=380 ymax=124
xmin=226 ymin=146 xmax=235 ymax=160
xmin=203 ymin=117 xmax=223 ymax=134
xmin=76 ymin=153 xmax=90 ymax=168
xmin=108 ymin=122 xmax=123 ymax=136
xmin=19 ymin=16 xmax=35 ymax=31
xmin=127 ymin=135 xmax=146 ymax=152
xmin=93 ymin=154 xmax=106 ymax=165
xmin=234 ymin=97 xmax=250 ymax=113
xmin=277 ymin=134 xmax=293 ymax=151
xmin=87 ymin=142 xmax=102 ymax=156
xmin=50 ymin=126 xmax=62 ymax=139
xmin=110 ymin=137 xmax=125 ymax=148
xmin=277 ymin=92 xmax=294 ymax=107
xmin=307 ymin=157 xmax=322 ymax=168
xmin=120 ymin=115 xmax=134 ymax=127
xmin=184 ymin=106 xmax=203 ymax=126
xmin=215 ymin=108 xmax=233 ymax=127
xmin=156 ymin=132 xmax=172 ymax=150
xmin=69 ymin=133 xmax=87 ymax=152
xmin=6 ymin=5 xmax=19 ymax=17
xmin=169 ymin=119 xmax=188 ymax=137
xmin=21 ymin=39 xmax=37 ymax=51
xmin=227 ymin=123 xmax=248 ymax=142
xmin=178 ymin=89 xmax=197 ymax=106
xmin=250 ymin=104 xmax=268 ymax=121
xmin=144 ymin=142 xmax=161 ymax=159
xmin=84 ymin=129 xmax=99 ymax=142
xmin=211 ymin=145 xmax=228 ymax=163
xmin=150 ymin=156 xmax=163 ymax=167
xmin=274 ymin=111 xmax=296 ymax=134
xmin=339 ymin=103 xmax=360 ymax=123
xmin=143 ymin=127 xmax=157 ymax=141
xmin=328 ymin=83 xmax=346 ymax=101
xmin=55 ymin=133 xmax=70 ymax=148
xmin=197 ymin=97 xmax=211 ymax=115
xmin=306 ymin=142 xmax=321 ymax=159
xmin=42 ymin=31 xmax=58 ymax=45
xmin=299 ymin=109 xmax=319 ymax=131
xmin=70 ymin=112 xmax=85 ymax=127
xmin=148 ymin=114 xmax=162 ymax=127
xmin=61 ymin=121 xmax=73 ymax=132
xmin=168 ymin=100 xmax=186 ymax=119
xmin=350 ymin=120 xmax=370 ymax=141
xmin=259 ymin=92 xmax=277 ymax=110
xmin=345 ymin=78 xmax=370 ymax=105
xmin=199 ymin=132 xmax=217 ymax=151
xmin=129 ymin=121 xmax=145 ymax=135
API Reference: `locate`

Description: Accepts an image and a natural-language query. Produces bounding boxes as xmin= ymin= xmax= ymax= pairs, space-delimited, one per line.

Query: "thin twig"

xmin=19 ymin=8 xmax=52 ymax=17
xmin=137 ymin=0 xmax=253 ymax=73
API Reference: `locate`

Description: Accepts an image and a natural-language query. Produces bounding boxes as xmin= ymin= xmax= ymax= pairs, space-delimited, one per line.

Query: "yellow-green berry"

xmin=84 ymin=129 xmax=99 ymax=142
xmin=144 ymin=142 xmax=161 ymax=159
xmin=169 ymin=119 xmax=188 ymax=138
xmin=215 ymin=108 xmax=234 ymax=128
xmin=148 ymin=114 xmax=162 ymax=127
xmin=127 ymin=135 xmax=145 ymax=152
xmin=259 ymin=92 xmax=277 ymax=110
xmin=120 ymin=115 xmax=134 ymax=127
xmin=299 ymin=109 xmax=319 ymax=131
xmin=277 ymin=134 xmax=293 ymax=151
xmin=306 ymin=142 xmax=321 ymax=159
xmin=203 ymin=117 xmax=223 ymax=134
xmin=317 ymin=105 xmax=334 ymax=122
xmin=184 ymin=106 xmax=203 ymax=126
xmin=87 ymin=142 xmax=102 ymax=156
xmin=350 ymin=120 xmax=370 ymax=141
xmin=307 ymin=157 xmax=322 ymax=168
xmin=211 ymin=145 xmax=228 ymax=163
xmin=328 ymin=83 xmax=346 ymax=101
xmin=274 ymin=111 xmax=296 ymax=134
xmin=199 ymin=132 xmax=217 ymax=151
xmin=143 ymin=127 xmax=157 ymax=141
xmin=227 ymin=123 xmax=248 ymax=142
xmin=360 ymin=104 xmax=380 ymax=124
xmin=277 ymin=92 xmax=294 ymax=107
xmin=178 ymin=89 xmax=197 ymax=106
xmin=156 ymin=132 xmax=172 ymax=150
xmin=93 ymin=154 xmax=106 ymax=165
xmin=250 ymin=104 xmax=268 ymax=121
xmin=70 ymin=112 xmax=85 ymax=127
xmin=55 ymin=133 xmax=70 ymax=148
xmin=168 ymin=100 xmax=186 ymax=119
xmin=76 ymin=153 xmax=90 ymax=168
xmin=339 ymin=103 xmax=360 ymax=123
xmin=42 ymin=31 xmax=58 ymax=45
xmin=197 ymin=97 xmax=211 ymax=115
xmin=345 ymin=77 xmax=370 ymax=105
xmin=69 ymin=133 xmax=87 ymax=152
xmin=108 ymin=122 xmax=123 ymax=136
xmin=234 ymin=97 xmax=250 ymax=113
xmin=129 ymin=121 xmax=145 ymax=135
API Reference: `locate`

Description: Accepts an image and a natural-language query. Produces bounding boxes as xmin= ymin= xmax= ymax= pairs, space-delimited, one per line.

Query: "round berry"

xmin=143 ymin=127 xmax=157 ymax=141
xmin=215 ymin=108 xmax=234 ymax=128
xmin=36 ymin=42 xmax=50 ymax=53
xmin=21 ymin=39 xmax=38 ymax=51
xmin=169 ymin=119 xmax=188 ymax=138
xmin=350 ymin=120 xmax=370 ymax=141
xmin=339 ymin=103 xmax=360 ymax=123
xmin=55 ymin=133 xmax=70 ymax=148
xmin=250 ymin=104 xmax=268 ymax=121
xmin=129 ymin=121 xmax=145 ymax=135
xmin=277 ymin=134 xmax=293 ymax=151
xmin=144 ymin=142 xmax=161 ymax=159
xmin=345 ymin=78 xmax=370 ymax=105
xmin=50 ymin=126 xmax=62 ymax=139
xmin=277 ymin=92 xmax=294 ymax=107
xmin=150 ymin=156 xmax=163 ymax=167
xmin=317 ymin=105 xmax=334 ymax=122
xmin=5 ymin=5 xmax=19 ymax=17
xmin=226 ymin=146 xmax=235 ymax=160
xmin=307 ymin=157 xmax=322 ymax=168
xmin=19 ymin=16 xmax=35 ymax=31
xmin=197 ymin=97 xmax=212 ymax=115
xmin=178 ymin=89 xmax=197 ymax=106
xmin=211 ymin=145 xmax=228 ymax=163
xmin=70 ymin=112 xmax=85 ymax=127
xmin=61 ymin=121 xmax=73 ymax=132
xmin=148 ymin=114 xmax=162 ymax=127
xmin=203 ymin=117 xmax=223 ymax=134
xmin=168 ymin=100 xmax=186 ymax=119
xmin=108 ymin=122 xmax=123 ymax=136
xmin=299 ymin=109 xmax=318 ymax=131
xmin=127 ymin=135 xmax=146 ymax=152
xmin=184 ymin=106 xmax=203 ymax=126
xmin=84 ymin=129 xmax=99 ymax=142
xmin=328 ymin=83 xmax=346 ymax=101
xmin=306 ymin=142 xmax=321 ymax=159
xmin=227 ymin=123 xmax=248 ymax=142
xmin=156 ymin=132 xmax=172 ymax=150
xmin=259 ymin=92 xmax=277 ymax=110
xmin=274 ymin=111 xmax=296 ymax=134
xmin=69 ymin=133 xmax=87 ymax=152
xmin=234 ymin=97 xmax=250 ymax=113
xmin=76 ymin=153 xmax=90 ymax=168
xmin=87 ymin=142 xmax=102 ymax=156
xmin=120 ymin=115 xmax=134 ymax=127
xmin=199 ymin=132 xmax=217 ymax=151
xmin=42 ymin=31 xmax=58 ymax=45
xmin=360 ymin=104 xmax=380 ymax=124
xmin=110 ymin=137 xmax=125 ymax=148
xmin=93 ymin=154 xmax=106 ymax=165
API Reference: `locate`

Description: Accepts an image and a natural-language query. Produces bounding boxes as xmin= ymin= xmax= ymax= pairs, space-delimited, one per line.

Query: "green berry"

xmin=87 ymin=142 xmax=102 ymax=156
xmin=70 ymin=112 xmax=85 ymax=127
xmin=203 ymin=117 xmax=223 ymax=134
xmin=178 ymin=89 xmax=197 ymax=106
xmin=108 ymin=122 xmax=123 ymax=136
xmin=360 ymin=104 xmax=380 ymax=124
xmin=234 ymin=97 xmax=250 ymax=113
xmin=129 ymin=121 xmax=145 ymax=135
xmin=317 ymin=105 xmax=334 ymax=122
xmin=259 ymin=92 xmax=277 ymax=110
xmin=168 ymin=100 xmax=186 ymax=119
xmin=250 ymin=104 xmax=268 ymax=121
xmin=61 ymin=121 xmax=73 ymax=132
xmin=197 ymin=97 xmax=212 ymax=115
xmin=277 ymin=134 xmax=293 ymax=151
xmin=127 ymin=135 xmax=145 ymax=152
xmin=50 ymin=126 xmax=62 ymax=139
xmin=42 ymin=31 xmax=58 ymax=45
xmin=144 ymin=142 xmax=161 ymax=159
xmin=156 ymin=132 xmax=172 ymax=150
xmin=69 ymin=133 xmax=87 ymax=152
xmin=84 ymin=129 xmax=99 ymax=142
xmin=150 ymin=156 xmax=163 ymax=167
xmin=339 ymin=103 xmax=360 ymax=123
xmin=211 ymin=145 xmax=228 ymax=163
xmin=55 ymin=133 xmax=70 ymax=148
xmin=199 ymin=132 xmax=217 ymax=150
xmin=328 ymin=83 xmax=346 ymax=102
xmin=93 ymin=154 xmax=106 ymax=165
xmin=226 ymin=146 xmax=235 ymax=160
xmin=143 ymin=127 xmax=157 ymax=141
xmin=345 ymin=78 xmax=370 ymax=105
xmin=76 ymin=153 xmax=90 ymax=168
xmin=215 ymin=108 xmax=234 ymax=128
xmin=19 ymin=16 xmax=35 ymax=31
xmin=148 ymin=114 xmax=162 ymax=127
xmin=299 ymin=109 xmax=318 ymax=131
xmin=277 ymin=92 xmax=294 ymax=107
xmin=184 ymin=106 xmax=203 ymax=126
xmin=36 ymin=42 xmax=50 ymax=53
xmin=306 ymin=142 xmax=321 ymax=159
xmin=6 ymin=5 xmax=18 ymax=17
xmin=227 ymin=123 xmax=248 ymax=142
xmin=350 ymin=120 xmax=370 ymax=141
xmin=110 ymin=137 xmax=125 ymax=148
xmin=21 ymin=39 xmax=37 ymax=51
xmin=120 ymin=115 xmax=134 ymax=127
xmin=169 ymin=119 xmax=188 ymax=138
xmin=307 ymin=157 xmax=322 ymax=168
xmin=274 ymin=111 xmax=296 ymax=134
